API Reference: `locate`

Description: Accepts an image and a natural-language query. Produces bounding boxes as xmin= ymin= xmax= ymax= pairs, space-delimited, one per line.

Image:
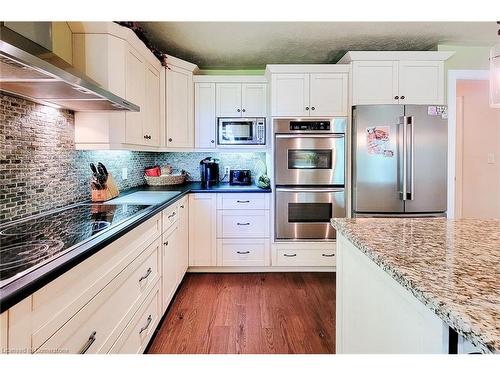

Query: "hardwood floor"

xmin=147 ymin=273 xmax=335 ymax=354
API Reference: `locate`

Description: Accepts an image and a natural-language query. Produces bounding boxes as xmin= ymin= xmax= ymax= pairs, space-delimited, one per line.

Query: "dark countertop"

xmin=0 ymin=182 xmax=271 ymax=313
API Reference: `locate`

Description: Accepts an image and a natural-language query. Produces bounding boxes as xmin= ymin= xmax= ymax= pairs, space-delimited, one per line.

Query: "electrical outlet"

xmin=487 ymin=153 xmax=495 ymax=164
xmin=224 ymin=166 xmax=230 ymax=176
xmin=122 ymin=168 xmax=128 ymax=180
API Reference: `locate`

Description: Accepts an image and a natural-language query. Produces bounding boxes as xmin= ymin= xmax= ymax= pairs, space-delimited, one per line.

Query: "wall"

xmin=155 ymin=152 xmax=267 ymax=182
xmin=438 ymin=44 xmax=491 ymax=71
xmin=456 ymin=80 xmax=500 ymax=218
xmin=0 ymin=94 xmax=268 ymax=224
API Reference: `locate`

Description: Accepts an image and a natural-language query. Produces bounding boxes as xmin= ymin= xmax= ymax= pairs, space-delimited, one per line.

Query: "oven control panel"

xmin=289 ymin=121 xmax=331 ymax=131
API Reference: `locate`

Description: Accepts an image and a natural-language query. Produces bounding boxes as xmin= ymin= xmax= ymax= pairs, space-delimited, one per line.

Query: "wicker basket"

xmin=144 ymin=172 xmax=187 ymax=186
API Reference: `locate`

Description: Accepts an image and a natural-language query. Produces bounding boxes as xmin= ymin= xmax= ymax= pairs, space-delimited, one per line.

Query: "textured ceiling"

xmin=139 ymin=22 xmax=498 ymax=69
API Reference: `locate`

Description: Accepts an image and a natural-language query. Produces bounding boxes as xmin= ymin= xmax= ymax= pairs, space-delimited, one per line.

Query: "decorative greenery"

xmin=115 ymin=22 xmax=164 ymax=64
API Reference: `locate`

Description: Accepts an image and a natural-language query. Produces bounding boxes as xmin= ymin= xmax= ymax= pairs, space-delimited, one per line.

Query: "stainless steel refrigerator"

xmin=352 ymin=105 xmax=447 ymax=217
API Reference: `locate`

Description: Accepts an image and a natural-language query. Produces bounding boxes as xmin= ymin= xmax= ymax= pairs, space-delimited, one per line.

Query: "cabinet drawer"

xmin=219 ymin=239 xmax=268 ymax=267
xmin=35 ymin=238 xmax=161 ymax=353
xmin=109 ymin=282 xmax=161 ymax=354
xmin=217 ymin=210 xmax=269 ymax=238
xmin=217 ymin=193 xmax=269 ymax=210
xmin=162 ymin=203 xmax=179 ymax=232
xmin=31 ymin=214 xmax=161 ymax=349
xmin=275 ymin=249 xmax=335 ymax=267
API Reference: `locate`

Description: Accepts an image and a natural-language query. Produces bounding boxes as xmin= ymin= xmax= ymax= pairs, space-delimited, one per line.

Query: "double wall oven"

xmin=274 ymin=118 xmax=346 ymax=241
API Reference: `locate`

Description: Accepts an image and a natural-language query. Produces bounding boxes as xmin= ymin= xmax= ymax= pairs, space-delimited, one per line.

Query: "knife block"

xmin=91 ymin=173 xmax=120 ymax=202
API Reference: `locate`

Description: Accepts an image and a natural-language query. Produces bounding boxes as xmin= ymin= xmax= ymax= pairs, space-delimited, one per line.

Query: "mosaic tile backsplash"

xmin=155 ymin=152 xmax=268 ymax=182
xmin=0 ymin=94 xmax=268 ymax=224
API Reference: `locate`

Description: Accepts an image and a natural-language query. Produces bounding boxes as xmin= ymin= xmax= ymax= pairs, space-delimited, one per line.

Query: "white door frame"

xmin=447 ymin=69 xmax=489 ymax=218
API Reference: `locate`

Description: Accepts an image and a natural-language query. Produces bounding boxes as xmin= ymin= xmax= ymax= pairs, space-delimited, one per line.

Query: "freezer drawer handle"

xmin=138 ymin=267 xmax=152 ymax=283
xmin=283 ymin=253 xmax=297 ymax=257
xmin=236 ymin=251 xmax=251 ymax=255
xmin=237 ymin=222 xmax=250 ymax=226
xmin=139 ymin=315 xmax=152 ymax=334
xmin=78 ymin=331 xmax=97 ymax=354
xmin=322 ymin=253 xmax=335 ymax=257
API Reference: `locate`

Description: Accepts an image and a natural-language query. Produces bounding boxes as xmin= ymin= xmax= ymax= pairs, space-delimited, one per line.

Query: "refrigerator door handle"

xmin=400 ymin=116 xmax=408 ymax=201
xmin=408 ymin=116 xmax=415 ymax=200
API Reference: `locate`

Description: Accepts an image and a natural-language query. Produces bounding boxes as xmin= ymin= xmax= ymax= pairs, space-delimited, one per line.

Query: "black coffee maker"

xmin=200 ymin=157 xmax=220 ymax=188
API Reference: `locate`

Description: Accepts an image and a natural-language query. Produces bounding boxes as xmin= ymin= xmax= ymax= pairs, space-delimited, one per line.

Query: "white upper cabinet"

xmin=216 ymin=83 xmax=242 ymax=117
xmin=309 ymin=73 xmax=349 ymax=116
xmin=241 ymin=83 xmax=267 ymax=117
xmin=398 ymin=60 xmax=444 ymax=105
xmin=166 ymin=65 xmax=194 ymax=148
xmin=340 ymin=51 xmax=454 ymax=105
xmin=71 ymin=22 xmax=164 ymax=151
xmin=125 ymin=46 xmax=146 ymax=146
xmin=352 ymin=61 xmax=399 ymax=105
xmin=195 ymin=82 xmax=216 ymax=148
xmin=267 ymin=66 xmax=350 ymax=117
xmin=216 ymin=82 xmax=267 ymax=117
xmin=271 ymin=73 xmax=309 ymax=117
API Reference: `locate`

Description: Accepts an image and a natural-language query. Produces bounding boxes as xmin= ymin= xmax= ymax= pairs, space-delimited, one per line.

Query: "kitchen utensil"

xmin=96 ymin=164 xmax=107 ymax=186
xmin=97 ymin=162 xmax=108 ymax=177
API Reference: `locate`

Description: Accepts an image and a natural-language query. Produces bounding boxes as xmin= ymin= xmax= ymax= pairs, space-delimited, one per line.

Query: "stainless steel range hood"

xmin=0 ymin=23 xmax=139 ymax=112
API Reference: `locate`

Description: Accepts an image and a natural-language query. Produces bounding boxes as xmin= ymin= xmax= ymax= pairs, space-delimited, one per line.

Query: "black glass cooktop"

xmin=0 ymin=203 xmax=149 ymax=287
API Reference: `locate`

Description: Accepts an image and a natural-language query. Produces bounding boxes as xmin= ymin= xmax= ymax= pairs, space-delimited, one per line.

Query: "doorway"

xmin=454 ymin=78 xmax=500 ymax=218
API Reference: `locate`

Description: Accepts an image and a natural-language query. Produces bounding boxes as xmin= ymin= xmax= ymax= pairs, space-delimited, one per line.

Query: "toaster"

xmin=229 ymin=169 xmax=252 ymax=185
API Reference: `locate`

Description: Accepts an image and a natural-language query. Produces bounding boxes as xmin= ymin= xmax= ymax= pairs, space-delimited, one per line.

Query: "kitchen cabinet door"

xmin=309 ymin=73 xmax=348 ymax=116
xmin=144 ymin=64 xmax=160 ymax=147
xmin=177 ymin=198 xmax=189 ymax=285
xmin=216 ymin=83 xmax=242 ymax=117
xmin=166 ymin=66 xmax=194 ymax=148
xmin=241 ymin=83 xmax=267 ymax=117
xmin=352 ymin=61 xmax=399 ymax=105
xmin=162 ymin=225 xmax=179 ymax=312
xmin=188 ymin=193 xmax=217 ymax=267
xmin=271 ymin=74 xmax=309 ymax=117
xmin=398 ymin=61 xmax=444 ymax=104
xmin=125 ymin=46 xmax=145 ymax=145
xmin=195 ymin=82 xmax=216 ymax=148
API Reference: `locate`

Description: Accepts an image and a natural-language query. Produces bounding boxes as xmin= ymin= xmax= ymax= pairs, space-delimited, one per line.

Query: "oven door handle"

xmin=276 ymin=187 xmax=344 ymax=193
xmin=275 ymin=134 xmax=344 ymax=139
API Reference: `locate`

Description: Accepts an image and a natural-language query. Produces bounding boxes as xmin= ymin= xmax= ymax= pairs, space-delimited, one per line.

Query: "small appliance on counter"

xmin=200 ymin=157 xmax=220 ymax=188
xmin=229 ymin=169 xmax=252 ymax=185
xmin=90 ymin=162 xmax=119 ymax=202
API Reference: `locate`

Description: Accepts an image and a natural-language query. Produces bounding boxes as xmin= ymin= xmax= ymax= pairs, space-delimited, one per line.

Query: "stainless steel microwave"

xmin=217 ymin=118 xmax=266 ymax=146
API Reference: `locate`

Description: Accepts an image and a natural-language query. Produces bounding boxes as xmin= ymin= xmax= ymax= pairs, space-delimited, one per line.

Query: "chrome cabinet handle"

xmin=322 ymin=253 xmax=334 ymax=257
xmin=236 ymin=200 xmax=250 ymax=203
xmin=305 ymin=106 xmax=309 ymax=110
xmin=168 ymin=212 xmax=176 ymax=219
xmin=78 ymin=331 xmax=97 ymax=354
xmin=400 ymin=95 xmax=405 ymax=100
xmin=139 ymin=315 xmax=152 ymax=334
xmin=242 ymin=109 xmax=246 ymax=112
xmin=180 ymin=205 xmax=185 ymax=209
xmin=138 ymin=267 xmax=152 ymax=283
xmin=237 ymin=109 xmax=241 ymax=112
xmin=237 ymin=251 xmax=250 ymax=254
xmin=284 ymin=253 xmax=297 ymax=257
xmin=164 ymin=241 xmax=169 ymax=246
xmin=311 ymin=106 xmax=315 ymax=110
xmin=236 ymin=222 xmax=250 ymax=226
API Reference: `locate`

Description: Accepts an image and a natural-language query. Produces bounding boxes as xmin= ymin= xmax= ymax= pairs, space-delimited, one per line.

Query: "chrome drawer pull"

xmin=78 ymin=331 xmax=97 ymax=354
xmin=139 ymin=315 xmax=152 ymax=334
xmin=168 ymin=212 xmax=176 ymax=219
xmin=237 ymin=200 xmax=250 ymax=203
xmin=322 ymin=253 xmax=335 ymax=257
xmin=236 ymin=222 xmax=250 ymax=226
xmin=138 ymin=267 xmax=152 ymax=282
xmin=283 ymin=253 xmax=297 ymax=257
xmin=164 ymin=241 xmax=169 ymax=246
xmin=236 ymin=251 xmax=250 ymax=255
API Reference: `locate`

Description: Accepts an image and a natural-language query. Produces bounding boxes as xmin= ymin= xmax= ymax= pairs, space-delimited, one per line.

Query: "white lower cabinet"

xmin=161 ymin=224 xmax=179 ymax=312
xmin=36 ymin=237 xmax=161 ymax=354
xmin=109 ymin=282 xmax=161 ymax=354
xmin=216 ymin=193 xmax=271 ymax=267
xmin=272 ymin=242 xmax=336 ymax=268
xmin=188 ymin=193 xmax=217 ymax=266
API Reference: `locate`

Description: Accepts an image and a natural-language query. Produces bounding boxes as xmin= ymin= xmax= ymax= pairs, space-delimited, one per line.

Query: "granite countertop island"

xmin=331 ymin=218 xmax=500 ymax=354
